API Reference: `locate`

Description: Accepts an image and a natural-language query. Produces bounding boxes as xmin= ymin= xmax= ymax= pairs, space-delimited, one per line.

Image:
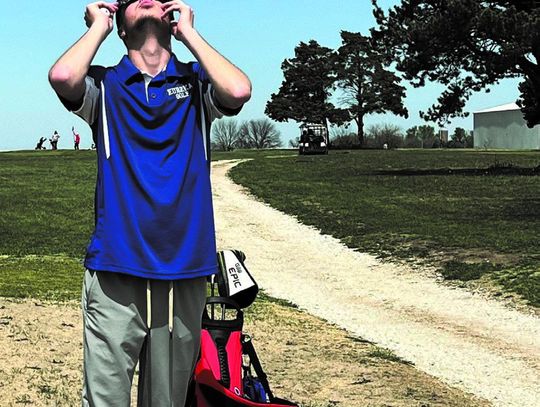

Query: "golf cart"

xmin=299 ymin=123 xmax=329 ymax=155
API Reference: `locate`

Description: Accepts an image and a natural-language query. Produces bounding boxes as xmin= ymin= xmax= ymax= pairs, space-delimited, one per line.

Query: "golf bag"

xmin=186 ymin=251 xmax=298 ymax=407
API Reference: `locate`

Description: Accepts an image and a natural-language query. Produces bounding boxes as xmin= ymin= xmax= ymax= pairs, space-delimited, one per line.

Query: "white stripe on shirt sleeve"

xmin=73 ymin=76 xmax=100 ymax=125
xmin=202 ymin=83 xmax=224 ymax=123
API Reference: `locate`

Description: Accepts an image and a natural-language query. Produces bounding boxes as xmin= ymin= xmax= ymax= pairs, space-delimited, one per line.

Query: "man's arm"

xmin=161 ymin=1 xmax=252 ymax=110
xmin=48 ymin=2 xmax=118 ymax=104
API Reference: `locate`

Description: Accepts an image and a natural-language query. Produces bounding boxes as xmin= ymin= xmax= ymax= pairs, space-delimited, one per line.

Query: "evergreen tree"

xmin=335 ymin=31 xmax=408 ymax=145
xmin=265 ymin=41 xmax=344 ymax=129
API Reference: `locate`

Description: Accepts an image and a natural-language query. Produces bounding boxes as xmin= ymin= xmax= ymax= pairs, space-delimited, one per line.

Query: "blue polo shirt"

xmin=62 ymin=55 xmax=240 ymax=280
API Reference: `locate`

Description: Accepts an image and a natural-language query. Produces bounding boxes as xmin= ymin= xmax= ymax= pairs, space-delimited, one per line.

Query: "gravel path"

xmin=212 ymin=159 xmax=540 ymax=407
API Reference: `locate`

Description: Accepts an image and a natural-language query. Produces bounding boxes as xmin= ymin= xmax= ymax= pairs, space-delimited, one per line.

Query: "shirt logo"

xmin=167 ymin=84 xmax=192 ymax=100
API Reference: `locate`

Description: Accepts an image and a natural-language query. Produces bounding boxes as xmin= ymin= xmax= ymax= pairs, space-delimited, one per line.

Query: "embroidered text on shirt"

xmin=167 ymin=84 xmax=193 ymax=100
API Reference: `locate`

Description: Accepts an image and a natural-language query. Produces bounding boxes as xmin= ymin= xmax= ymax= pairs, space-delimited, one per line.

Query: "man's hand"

xmin=84 ymin=1 xmax=119 ymax=35
xmin=160 ymin=1 xmax=196 ymax=43
xmin=49 ymin=1 xmax=119 ymax=103
xmin=159 ymin=0 xmax=251 ymax=110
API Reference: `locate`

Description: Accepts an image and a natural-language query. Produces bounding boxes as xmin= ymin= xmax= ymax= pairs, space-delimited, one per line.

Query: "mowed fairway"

xmin=0 ymin=149 xmax=289 ymax=299
xmin=0 ymin=151 xmax=95 ymax=300
xmin=230 ymin=149 xmax=540 ymax=307
xmin=0 ymin=148 xmax=538 ymax=406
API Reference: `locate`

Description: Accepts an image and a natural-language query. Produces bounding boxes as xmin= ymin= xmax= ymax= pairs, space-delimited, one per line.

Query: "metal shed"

xmin=473 ymin=103 xmax=540 ymax=149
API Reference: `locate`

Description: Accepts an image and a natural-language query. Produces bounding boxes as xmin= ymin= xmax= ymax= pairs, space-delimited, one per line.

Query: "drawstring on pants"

xmin=146 ymin=280 xmax=152 ymax=328
xmin=146 ymin=280 xmax=174 ymax=335
xmin=168 ymin=281 xmax=174 ymax=335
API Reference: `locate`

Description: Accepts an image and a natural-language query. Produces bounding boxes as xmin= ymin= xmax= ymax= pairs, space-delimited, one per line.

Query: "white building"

xmin=473 ymin=103 xmax=540 ymax=149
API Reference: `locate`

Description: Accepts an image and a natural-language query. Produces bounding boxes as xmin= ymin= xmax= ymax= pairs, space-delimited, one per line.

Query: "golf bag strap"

xmin=242 ymin=337 xmax=275 ymax=402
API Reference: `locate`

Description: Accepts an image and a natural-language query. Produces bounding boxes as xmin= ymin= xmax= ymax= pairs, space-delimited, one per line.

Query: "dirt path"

xmin=212 ymin=159 xmax=540 ymax=407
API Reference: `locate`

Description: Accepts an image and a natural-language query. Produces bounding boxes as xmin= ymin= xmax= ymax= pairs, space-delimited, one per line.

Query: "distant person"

xmin=72 ymin=127 xmax=81 ymax=150
xmin=300 ymin=128 xmax=308 ymax=144
xmin=48 ymin=0 xmax=251 ymax=405
xmin=50 ymin=131 xmax=60 ymax=150
xmin=35 ymin=137 xmax=47 ymax=150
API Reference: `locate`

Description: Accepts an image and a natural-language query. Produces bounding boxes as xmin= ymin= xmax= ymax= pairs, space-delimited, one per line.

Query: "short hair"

xmin=116 ymin=5 xmax=127 ymax=34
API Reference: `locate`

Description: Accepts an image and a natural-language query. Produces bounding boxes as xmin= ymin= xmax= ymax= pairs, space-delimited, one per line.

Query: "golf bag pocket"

xmin=243 ymin=375 xmax=267 ymax=403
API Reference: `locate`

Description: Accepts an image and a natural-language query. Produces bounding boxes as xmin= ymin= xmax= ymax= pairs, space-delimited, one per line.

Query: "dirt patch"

xmin=0 ymin=299 xmax=82 ymax=406
xmin=0 ymin=297 xmax=488 ymax=407
xmin=246 ymin=300 xmax=489 ymax=407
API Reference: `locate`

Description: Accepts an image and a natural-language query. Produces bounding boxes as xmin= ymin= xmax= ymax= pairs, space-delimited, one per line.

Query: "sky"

xmin=0 ymin=0 xmax=521 ymax=151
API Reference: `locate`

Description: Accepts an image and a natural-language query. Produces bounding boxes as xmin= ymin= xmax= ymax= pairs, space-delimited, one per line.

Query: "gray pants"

xmin=81 ymin=269 xmax=206 ymax=407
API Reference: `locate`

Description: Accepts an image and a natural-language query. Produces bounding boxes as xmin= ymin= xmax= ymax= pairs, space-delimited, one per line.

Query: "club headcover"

xmin=216 ymin=250 xmax=259 ymax=309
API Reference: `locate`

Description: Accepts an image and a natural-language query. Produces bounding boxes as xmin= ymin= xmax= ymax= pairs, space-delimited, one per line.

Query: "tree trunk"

xmin=356 ymin=115 xmax=365 ymax=147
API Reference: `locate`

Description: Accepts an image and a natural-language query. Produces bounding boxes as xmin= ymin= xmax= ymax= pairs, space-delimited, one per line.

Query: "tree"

xmin=417 ymin=125 xmax=436 ymax=148
xmin=464 ymin=131 xmax=474 ymax=148
xmin=452 ymin=127 xmax=467 ymax=143
xmin=265 ymin=41 xmax=346 ymax=129
xmin=329 ymin=125 xmax=357 ymax=148
xmin=365 ymin=123 xmax=404 ymax=149
xmin=406 ymin=125 xmax=437 ymax=148
xmin=371 ymin=0 xmax=540 ymax=127
xmin=289 ymin=137 xmax=300 ymax=148
xmin=335 ymin=31 xmax=408 ymax=145
xmin=447 ymin=127 xmax=468 ymax=148
xmin=405 ymin=126 xmax=422 ymax=148
xmin=239 ymin=118 xmax=282 ymax=149
xmin=211 ymin=118 xmax=240 ymax=151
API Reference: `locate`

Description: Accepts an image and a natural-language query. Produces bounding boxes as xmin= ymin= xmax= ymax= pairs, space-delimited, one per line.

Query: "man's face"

xmin=118 ymin=0 xmax=172 ymax=33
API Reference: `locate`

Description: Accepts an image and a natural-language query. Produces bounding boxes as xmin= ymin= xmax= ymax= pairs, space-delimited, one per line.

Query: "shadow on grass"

xmin=365 ymin=348 xmax=414 ymax=365
xmin=441 ymin=261 xmax=501 ymax=281
xmin=441 ymin=260 xmax=540 ymax=307
xmin=372 ymin=164 xmax=540 ymax=177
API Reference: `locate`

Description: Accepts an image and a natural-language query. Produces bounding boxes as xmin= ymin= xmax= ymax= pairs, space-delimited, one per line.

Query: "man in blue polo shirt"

xmin=48 ymin=1 xmax=251 ymax=405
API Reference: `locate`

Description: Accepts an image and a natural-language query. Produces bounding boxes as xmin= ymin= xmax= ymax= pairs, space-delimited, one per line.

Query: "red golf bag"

xmin=186 ymin=251 xmax=298 ymax=407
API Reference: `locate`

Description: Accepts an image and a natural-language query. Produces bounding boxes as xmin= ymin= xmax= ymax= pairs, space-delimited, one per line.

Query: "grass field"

xmin=0 ymin=148 xmax=532 ymax=406
xmin=228 ymin=149 xmax=540 ymax=307
xmin=0 ymin=149 xmax=291 ymax=300
xmin=1 ymin=148 xmax=538 ymax=307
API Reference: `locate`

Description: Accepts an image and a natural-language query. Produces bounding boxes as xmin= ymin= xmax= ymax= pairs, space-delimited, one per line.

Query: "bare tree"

xmin=239 ymin=119 xmax=282 ymax=149
xmin=365 ymin=123 xmax=403 ymax=149
xmin=288 ymin=137 xmax=300 ymax=148
xmin=330 ymin=125 xmax=357 ymax=148
xmin=211 ymin=119 xmax=240 ymax=151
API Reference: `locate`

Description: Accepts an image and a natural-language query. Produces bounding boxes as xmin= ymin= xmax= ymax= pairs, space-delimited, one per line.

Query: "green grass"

xmin=365 ymin=348 xmax=414 ymax=365
xmin=212 ymin=149 xmax=297 ymax=161
xmin=441 ymin=261 xmax=501 ymax=281
xmin=0 ymin=255 xmax=84 ymax=301
xmin=0 ymin=150 xmax=96 ymax=299
xmin=228 ymin=149 xmax=540 ymax=307
xmin=0 ymin=149 xmax=295 ymax=300
xmin=0 ymin=150 xmax=95 ymax=258
xmin=1 ymin=148 xmax=539 ymax=307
